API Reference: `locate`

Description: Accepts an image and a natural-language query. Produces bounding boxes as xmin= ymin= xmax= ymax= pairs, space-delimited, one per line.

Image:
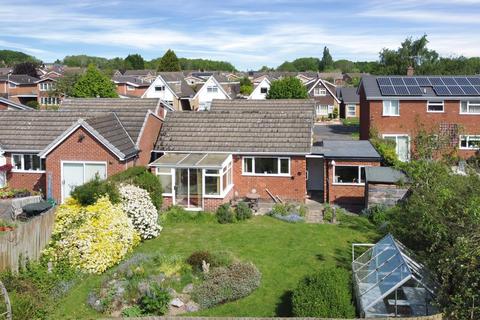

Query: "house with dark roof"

xmin=150 ymin=99 xmax=381 ymax=211
xmin=337 ymin=87 xmax=360 ymax=118
xmin=305 ymin=77 xmax=340 ymax=119
xmin=359 ymin=75 xmax=480 ymax=161
xmin=112 ymin=75 xmax=152 ymax=98
xmin=0 ymin=98 xmax=169 ymax=203
xmin=142 ymin=73 xmax=197 ymax=111
xmin=0 ymin=74 xmax=40 ymax=105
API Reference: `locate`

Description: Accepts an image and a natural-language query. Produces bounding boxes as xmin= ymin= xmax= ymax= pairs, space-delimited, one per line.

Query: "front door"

xmin=174 ymin=168 xmax=202 ymax=209
xmin=62 ymin=162 xmax=107 ymax=202
xmin=306 ymin=158 xmax=324 ymax=200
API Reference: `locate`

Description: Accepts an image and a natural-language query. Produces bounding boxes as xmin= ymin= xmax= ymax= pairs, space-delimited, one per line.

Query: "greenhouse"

xmin=352 ymin=234 xmax=438 ymax=318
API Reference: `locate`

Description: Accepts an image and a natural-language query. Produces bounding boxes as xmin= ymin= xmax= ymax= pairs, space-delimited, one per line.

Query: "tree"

xmin=156 ymin=49 xmax=181 ymax=72
xmin=319 ymin=46 xmax=334 ymax=71
xmin=124 ymin=54 xmax=145 ymax=70
xmin=292 ymin=57 xmax=321 ymax=72
xmin=62 ymin=55 xmax=110 ymax=68
xmin=0 ymin=50 xmax=39 ymax=67
xmin=72 ymin=64 xmax=118 ymax=98
xmin=258 ymin=66 xmax=274 ymax=72
xmin=12 ymin=62 xmax=39 ymax=77
xmin=239 ymin=76 xmax=253 ymax=95
xmin=266 ymin=77 xmax=308 ymax=99
xmin=276 ymin=61 xmax=298 ymax=72
xmin=50 ymin=73 xmax=81 ymax=98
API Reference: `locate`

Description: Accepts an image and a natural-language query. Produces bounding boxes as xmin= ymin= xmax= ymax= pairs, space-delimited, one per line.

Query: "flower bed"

xmin=0 ymin=187 xmax=35 ymax=199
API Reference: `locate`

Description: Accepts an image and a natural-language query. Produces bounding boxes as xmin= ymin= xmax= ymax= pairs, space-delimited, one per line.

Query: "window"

xmin=334 ymin=165 xmax=366 ymax=184
xmin=8 ymin=82 xmax=16 ymax=88
xmin=459 ymin=135 xmax=480 ymax=149
xmin=314 ymin=87 xmax=327 ymax=96
xmin=260 ymin=87 xmax=268 ymax=94
xmin=204 ymin=162 xmax=232 ymax=196
xmin=12 ymin=154 xmax=45 ymax=172
xmin=347 ymin=105 xmax=356 ymax=117
xmin=384 ymin=135 xmax=410 ymax=162
xmin=156 ymin=167 xmax=173 ymax=194
xmin=207 ymin=86 xmax=218 ymax=93
xmin=383 ymin=100 xmax=400 ymax=116
xmin=126 ymin=85 xmax=135 ymax=91
xmin=39 ymin=82 xmax=54 ymax=91
xmin=242 ymin=157 xmax=290 ymax=176
xmin=460 ymin=101 xmax=480 ymax=114
xmin=155 ymin=86 xmax=165 ymax=91
xmin=427 ymin=101 xmax=444 ymax=113
xmin=316 ymin=105 xmax=329 ymax=116
xmin=41 ymin=97 xmax=59 ymax=105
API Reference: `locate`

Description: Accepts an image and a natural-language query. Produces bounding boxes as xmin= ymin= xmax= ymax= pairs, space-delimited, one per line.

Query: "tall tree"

xmin=156 ymin=49 xmax=181 ymax=72
xmin=0 ymin=50 xmax=39 ymax=67
xmin=124 ymin=54 xmax=145 ymax=70
xmin=50 ymin=73 xmax=81 ymax=98
xmin=266 ymin=77 xmax=308 ymax=99
xmin=276 ymin=61 xmax=298 ymax=72
xmin=12 ymin=62 xmax=39 ymax=77
xmin=239 ymin=76 xmax=253 ymax=95
xmin=319 ymin=47 xmax=334 ymax=71
xmin=72 ymin=64 xmax=118 ymax=98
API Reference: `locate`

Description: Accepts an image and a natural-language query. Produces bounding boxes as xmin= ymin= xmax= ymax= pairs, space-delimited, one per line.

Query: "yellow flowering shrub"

xmin=45 ymin=197 xmax=140 ymax=274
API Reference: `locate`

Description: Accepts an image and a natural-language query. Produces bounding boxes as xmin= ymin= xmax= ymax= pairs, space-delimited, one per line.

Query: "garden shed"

xmin=352 ymin=234 xmax=438 ymax=318
xmin=364 ymin=167 xmax=409 ymax=209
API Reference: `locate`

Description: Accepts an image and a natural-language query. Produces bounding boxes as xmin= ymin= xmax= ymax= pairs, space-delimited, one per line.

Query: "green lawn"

xmin=52 ymin=215 xmax=378 ymax=319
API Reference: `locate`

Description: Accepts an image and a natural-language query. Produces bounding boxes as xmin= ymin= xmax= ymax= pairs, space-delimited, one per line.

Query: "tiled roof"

xmin=0 ymin=74 xmax=40 ymax=84
xmin=156 ymin=105 xmax=314 ymax=154
xmin=123 ymin=69 xmax=156 ymax=76
xmin=210 ymin=99 xmax=316 ymax=112
xmin=338 ymin=87 xmax=360 ymax=104
xmin=112 ymin=75 xmax=152 ymax=86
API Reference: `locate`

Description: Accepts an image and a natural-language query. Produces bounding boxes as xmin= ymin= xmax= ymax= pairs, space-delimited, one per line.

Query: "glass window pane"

xmin=205 ymin=169 xmax=219 ymax=175
xmin=280 ymin=158 xmax=289 ymax=174
xmin=335 ymin=166 xmax=359 ymax=183
xmin=13 ymin=155 xmax=22 ymax=170
xmin=157 ymin=167 xmax=171 ymax=174
xmin=32 ymin=155 xmax=41 ymax=170
xmin=243 ymin=158 xmax=253 ymax=173
xmin=255 ymin=158 xmax=278 ymax=174
xmin=24 ymin=155 xmax=32 ymax=171
xmin=360 ymin=167 xmax=366 ymax=183
xmin=470 ymin=103 xmax=480 ymax=113
xmin=222 ymin=171 xmax=227 ymax=190
xmin=461 ymin=101 xmax=468 ymax=113
xmin=205 ymin=176 xmax=220 ymax=195
xmin=159 ymin=175 xmax=172 ymax=193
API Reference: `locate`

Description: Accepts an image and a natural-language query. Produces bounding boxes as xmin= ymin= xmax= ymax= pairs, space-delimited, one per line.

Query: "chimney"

xmin=407 ymin=66 xmax=415 ymax=76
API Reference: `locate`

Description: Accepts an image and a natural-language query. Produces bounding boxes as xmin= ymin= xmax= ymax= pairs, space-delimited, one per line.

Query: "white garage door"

xmin=62 ymin=162 xmax=107 ymax=202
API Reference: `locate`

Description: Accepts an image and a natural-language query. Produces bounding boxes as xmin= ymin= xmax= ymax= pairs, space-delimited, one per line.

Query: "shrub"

xmin=71 ymin=176 xmax=120 ymax=206
xmin=192 ymin=261 xmax=261 ymax=308
xmin=362 ymin=205 xmax=389 ymax=227
xmin=121 ymin=305 xmax=144 ymax=317
xmin=119 ymin=184 xmax=161 ymax=240
xmin=155 ymin=254 xmax=190 ymax=278
xmin=110 ymin=166 xmax=163 ymax=210
xmin=139 ymin=283 xmax=171 ymax=315
xmin=162 ymin=206 xmax=215 ymax=224
xmin=216 ymin=203 xmax=235 ymax=224
xmin=292 ymin=266 xmax=355 ymax=318
xmin=270 ymin=202 xmax=299 ymax=216
xmin=186 ymin=250 xmax=233 ymax=272
xmin=45 ymin=197 xmax=140 ymax=274
xmin=235 ymin=202 xmax=252 ymax=221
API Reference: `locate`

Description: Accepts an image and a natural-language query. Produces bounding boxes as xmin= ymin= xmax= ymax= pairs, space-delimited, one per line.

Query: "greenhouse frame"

xmin=352 ymin=234 xmax=438 ymax=318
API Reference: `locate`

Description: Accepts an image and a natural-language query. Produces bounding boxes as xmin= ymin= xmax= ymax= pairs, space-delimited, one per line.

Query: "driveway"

xmin=313 ymin=124 xmax=359 ymax=143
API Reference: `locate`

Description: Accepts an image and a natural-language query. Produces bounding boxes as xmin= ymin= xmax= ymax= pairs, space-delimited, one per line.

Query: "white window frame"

xmin=346 ymin=104 xmax=357 ymax=117
xmin=241 ymin=156 xmax=291 ymax=177
xmin=459 ymin=135 xmax=480 ymax=150
xmin=316 ymin=105 xmax=329 ymax=116
xmin=126 ymin=85 xmax=135 ymax=91
xmin=155 ymin=85 xmax=165 ymax=92
xmin=207 ymin=86 xmax=218 ymax=93
xmin=460 ymin=101 xmax=480 ymax=115
xmin=203 ymin=161 xmax=233 ymax=199
xmin=382 ymin=100 xmax=400 ymax=116
xmin=11 ymin=153 xmax=45 ymax=173
xmin=313 ymin=87 xmax=327 ymax=96
xmin=41 ymin=97 xmax=59 ymax=105
xmin=8 ymin=82 xmax=16 ymax=88
xmin=427 ymin=101 xmax=444 ymax=113
xmin=383 ymin=134 xmax=410 ymax=162
xmin=332 ymin=165 xmax=367 ymax=186
xmin=156 ymin=167 xmax=174 ymax=196
xmin=39 ymin=82 xmax=54 ymax=91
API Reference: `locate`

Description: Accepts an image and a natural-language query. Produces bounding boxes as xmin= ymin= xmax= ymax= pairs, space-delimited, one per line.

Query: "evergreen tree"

xmin=266 ymin=77 xmax=308 ymax=99
xmin=320 ymin=46 xmax=334 ymax=71
xmin=124 ymin=54 xmax=145 ymax=70
xmin=72 ymin=64 xmax=118 ymax=98
xmin=156 ymin=49 xmax=181 ymax=72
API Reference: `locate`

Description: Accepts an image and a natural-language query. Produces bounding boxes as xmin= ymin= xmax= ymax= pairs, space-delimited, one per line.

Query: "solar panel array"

xmin=377 ymin=76 xmax=480 ymax=96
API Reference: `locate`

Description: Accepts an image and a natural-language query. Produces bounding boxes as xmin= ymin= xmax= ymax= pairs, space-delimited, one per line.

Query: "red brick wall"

xmin=232 ymin=155 xmax=306 ymax=203
xmin=360 ymin=96 xmax=480 ymax=158
xmin=326 ymin=160 xmax=380 ymax=204
xmin=4 ymin=153 xmax=46 ymax=193
xmin=115 ymin=83 xmax=147 ymax=97
xmin=136 ymin=114 xmax=162 ymax=166
xmin=359 ymin=86 xmax=371 ymax=140
xmin=45 ymin=127 xmax=134 ymax=202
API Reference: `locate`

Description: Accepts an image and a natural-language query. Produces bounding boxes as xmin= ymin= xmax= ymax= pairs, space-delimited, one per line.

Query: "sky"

xmin=0 ymin=0 xmax=480 ymax=70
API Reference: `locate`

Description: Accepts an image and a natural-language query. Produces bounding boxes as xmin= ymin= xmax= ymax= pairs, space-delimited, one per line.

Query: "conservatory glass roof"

xmin=352 ymin=234 xmax=437 ymax=317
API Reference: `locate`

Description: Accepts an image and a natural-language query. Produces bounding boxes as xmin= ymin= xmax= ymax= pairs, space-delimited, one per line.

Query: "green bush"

xmin=70 ymin=176 xmax=120 ymax=206
xmin=121 ymin=305 xmax=144 ymax=317
xmin=216 ymin=203 xmax=235 ymax=224
xmin=235 ymin=202 xmax=252 ymax=221
xmin=292 ymin=266 xmax=355 ymax=318
xmin=363 ymin=205 xmax=389 ymax=227
xmin=110 ymin=166 xmax=163 ymax=210
xmin=162 ymin=206 xmax=215 ymax=224
xmin=139 ymin=283 xmax=171 ymax=315
xmin=186 ymin=250 xmax=234 ymax=272
xmin=192 ymin=262 xmax=261 ymax=308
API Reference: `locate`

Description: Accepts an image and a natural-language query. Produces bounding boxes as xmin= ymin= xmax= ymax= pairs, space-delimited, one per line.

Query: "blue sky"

xmin=1 ymin=0 xmax=479 ymax=70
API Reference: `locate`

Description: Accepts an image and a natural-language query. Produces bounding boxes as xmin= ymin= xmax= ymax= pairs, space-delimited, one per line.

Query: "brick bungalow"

xmin=359 ymin=75 xmax=480 ymax=160
xmin=150 ymin=99 xmax=381 ymax=211
xmin=112 ymin=75 xmax=151 ymax=98
xmin=0 ymin=98 xmax=169 ymax=203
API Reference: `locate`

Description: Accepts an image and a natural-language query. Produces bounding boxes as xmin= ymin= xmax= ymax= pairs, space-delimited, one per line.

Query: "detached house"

xmin=150 ymin=99 xmax=381 ymax=211
xmin=113 ymin=75 xmax=151 ymax=98
xmin=0 ymin=75 xmax=39 ymax=105
xmin=306 ymin=77 xmax=340 ymax=118
xmin=142 ymin=73 xmax=196 ymax=111
xmin=359 ymin=75 xmax=480 ymax=161
xmin=248 ymin=78 xmax=271 ymax=100
xmin=337 ymin=87 xmax=360 ymax=118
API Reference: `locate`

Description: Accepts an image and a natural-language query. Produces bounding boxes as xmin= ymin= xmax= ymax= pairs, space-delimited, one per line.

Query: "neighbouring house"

xmin=306 ymin=77 xmax=341 ymax=119
xmin=0 ymin=74 xmax=40 ymax=105
xmin=249 ymin=71 xmax=317 ymax=86
xmin=0 ymin=97 xmax=34 ymax=110
xmin=318 ymin=72 xmax=344 ymax=86
xmin=191 ymin=75 xmax=231 ymax=110
xmin=359 ymin=75 xmax=480 ymax=161
xmin=122 ymin=69 xmax=157 ymax=82
xmin=142 ymin=73 xmax=196 ymax=110
xmin=0 ymin=98 xmax=168 ymax=203
xmin=248 ymin=77 xmax=271 ymax=100
xmin=37 ymin=77 xmax=61 ymax=107
xmin=150 ymin=99 xmax=381 ymax=211
xmin=364 ymin=166 xmax=409 ymax=209
xmin=112 ymin=75 xmax=151 ymax=98
xmin=337 ymin=87 xmax=360 ymax=118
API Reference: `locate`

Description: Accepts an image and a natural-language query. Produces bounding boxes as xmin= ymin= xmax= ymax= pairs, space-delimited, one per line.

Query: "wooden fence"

xmin=0 ymin=208 xmax=56 ymax=272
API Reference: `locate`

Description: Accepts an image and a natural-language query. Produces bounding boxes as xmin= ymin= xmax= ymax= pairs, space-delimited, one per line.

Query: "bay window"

xmin=334 ymin=165 xmax=366 ymax=185
xmin=383 ymin=100 xmax=400 ymax=116
xmin=12 ymin=154 xmax=45 ymax=172
xmin=242 ymin=157 xmax=290 ymax=176
xmin=460 ymin=101 xmax=480 ymax=114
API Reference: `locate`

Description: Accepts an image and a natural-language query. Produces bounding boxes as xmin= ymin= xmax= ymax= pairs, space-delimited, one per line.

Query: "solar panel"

xmin=379 ymin=85 xmax=396 ymax=95
xmin=429 ymin=77 xmax=444 ymax=86
xmin=377 ymin=77 xmax=392 ymax=86
xmin=394 ymin=86 xmax=409 ymax=95
xmin=467 ymin=77 xmax=480 ymax=85
xmin=448 ymin=86 xmax=465 ymax=95
xmin=475 ymin=86 xmax=480 ymax=94
xmin=391 ymin=78 xmax=405 ymax=86
xmin=433 ymin=86 xmax=450 ymax=95
xmin=407 ymin=86 xmax=424 ymax=95
xmin=461 ymin=86 xmax=478 ymax=95
xmin=454 ymin=77 xmax=470 ymax=85
xmin=416 ymin=77 xmax=431 ymax=86
xmin=403 ymin=77 xmax=418 ymax=86
xmin=442 ymin=78 xmax=457 ymax=85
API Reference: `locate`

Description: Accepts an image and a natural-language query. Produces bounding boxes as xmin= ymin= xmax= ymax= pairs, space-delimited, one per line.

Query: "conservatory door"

xmin=174 ymin=168 xmax=202 ymax=210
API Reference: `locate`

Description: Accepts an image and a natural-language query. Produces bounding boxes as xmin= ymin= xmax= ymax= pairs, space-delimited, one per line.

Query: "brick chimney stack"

xmin=407 ymin=66 xmax=415 ymax=76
